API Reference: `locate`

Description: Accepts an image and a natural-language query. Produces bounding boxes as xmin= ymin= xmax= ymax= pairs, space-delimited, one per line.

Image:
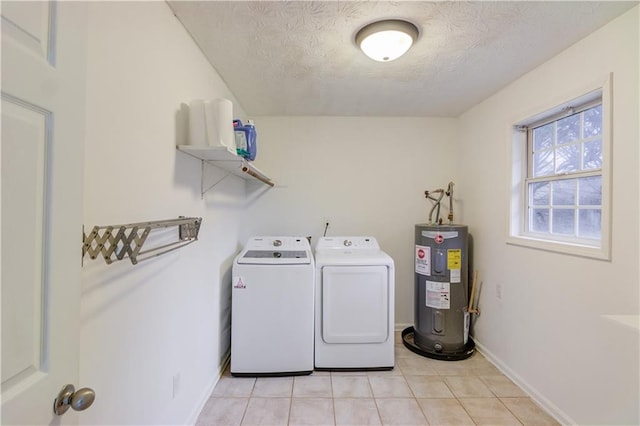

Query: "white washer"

xmin=314 ymin=236 xmax=395 ymax=370
xmin=231 ymin=236 xmax=314 ymax=376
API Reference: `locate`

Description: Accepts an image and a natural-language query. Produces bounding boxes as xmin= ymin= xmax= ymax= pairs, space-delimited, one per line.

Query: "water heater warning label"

xmin=448 ymin=249 xmax=462 ymax=283
xmin=447 ymin=249 xmax=461 ymax=269
xmin=415 ymin=245 xmax=431 ymax=276
xmin=425 ymin=280 xmax=450 ymax=309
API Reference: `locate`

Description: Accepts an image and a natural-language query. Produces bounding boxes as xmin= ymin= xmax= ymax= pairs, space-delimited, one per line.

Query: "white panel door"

xmin=1 ymin=1 xmax=88 ymax=424
xmin=322 ymin=265 xmax=389 ymax=344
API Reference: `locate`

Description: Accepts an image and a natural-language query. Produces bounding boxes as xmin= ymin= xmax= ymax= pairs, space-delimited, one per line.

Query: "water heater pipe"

xmin=425 ymin=181 xmax=455 ymax=224
xmin=425 ymin=189 xmax=445 ymax=223
xmin=446 ymin=181 xmax=454 ymax=223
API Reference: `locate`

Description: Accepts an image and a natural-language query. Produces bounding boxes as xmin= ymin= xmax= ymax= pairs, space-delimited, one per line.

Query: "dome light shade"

xmin=355 ymin=19 xmax=419 ymax=62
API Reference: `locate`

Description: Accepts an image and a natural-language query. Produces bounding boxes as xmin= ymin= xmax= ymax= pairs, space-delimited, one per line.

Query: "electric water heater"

xmin=414 ymin=224 xmax=469 ymax=354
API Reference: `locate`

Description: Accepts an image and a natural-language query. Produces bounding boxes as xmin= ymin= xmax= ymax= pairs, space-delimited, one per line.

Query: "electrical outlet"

xmin=172 ymin=373 xmax=181 ymax=399
xmin=496 ymin=283 xmax=503 ymax=300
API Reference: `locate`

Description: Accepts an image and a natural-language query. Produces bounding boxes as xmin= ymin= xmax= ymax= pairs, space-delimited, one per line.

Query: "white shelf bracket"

xmin=200 ymin=160 xmax=233 ymax=199
xmin=176 ymin=145 xmax=274 ymax=199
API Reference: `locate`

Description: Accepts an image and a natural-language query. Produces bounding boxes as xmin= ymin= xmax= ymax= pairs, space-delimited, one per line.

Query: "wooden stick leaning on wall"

xmin=468 ymin=270 xmax=480 ymax=315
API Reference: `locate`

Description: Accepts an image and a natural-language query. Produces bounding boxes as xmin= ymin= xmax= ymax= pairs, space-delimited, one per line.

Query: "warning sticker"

xmin=448 ymin=249 xmax=462 ymax=283
xmin=425 ymin=280 xmax=450 ymax=309
xmin=415 ymin=245 xmax=431 ymax=276
xmin=233 ymin=276 xmax=246 ymax=289
xmin=447 ymin=249 xmax=461 ymax=269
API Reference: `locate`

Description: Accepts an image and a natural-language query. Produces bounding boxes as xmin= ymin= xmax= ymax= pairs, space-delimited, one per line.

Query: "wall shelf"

xmin=177 ymin=145 xmax=274 ymax=197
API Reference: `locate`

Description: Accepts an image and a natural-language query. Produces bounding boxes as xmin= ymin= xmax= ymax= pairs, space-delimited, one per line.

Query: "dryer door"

xmin=322 ymin=265 xmax=389 ymax=344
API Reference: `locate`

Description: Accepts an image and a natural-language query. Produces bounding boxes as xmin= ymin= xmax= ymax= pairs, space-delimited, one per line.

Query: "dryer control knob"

xmin=343 ymin=240 xmax=352 ymax=247
xmin=273 ymin=239 xmax=282 ymax=247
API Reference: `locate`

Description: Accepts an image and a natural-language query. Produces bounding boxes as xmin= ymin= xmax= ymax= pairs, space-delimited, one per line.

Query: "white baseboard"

xmin=473 ymin=338 xmax=574 ymax=426
xmin=186 ymin=352 xmax=231 ymax=425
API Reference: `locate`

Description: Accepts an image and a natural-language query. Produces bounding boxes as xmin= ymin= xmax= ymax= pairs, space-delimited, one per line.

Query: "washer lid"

xmin=237 ymin=249 xmax=311 ymax=264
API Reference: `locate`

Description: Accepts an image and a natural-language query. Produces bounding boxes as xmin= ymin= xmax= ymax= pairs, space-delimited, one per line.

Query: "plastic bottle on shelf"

xmin=233 ymin=119 xmax=257 ymax=161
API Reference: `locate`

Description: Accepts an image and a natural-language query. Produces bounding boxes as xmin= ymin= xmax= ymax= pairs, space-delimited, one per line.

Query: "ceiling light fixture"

xmin=355 ymin=19 xmax=419 ymax=62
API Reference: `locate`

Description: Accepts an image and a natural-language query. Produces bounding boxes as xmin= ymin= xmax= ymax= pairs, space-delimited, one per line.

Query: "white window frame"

xmin=507 ymin=74 xmax=612 ymax=260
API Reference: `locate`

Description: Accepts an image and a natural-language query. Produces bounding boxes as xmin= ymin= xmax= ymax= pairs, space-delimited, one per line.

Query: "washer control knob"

xmin=343 ymin=240 xmax=352 ymax=247
xmin=273 ymin=239 xmax=282 ymax=247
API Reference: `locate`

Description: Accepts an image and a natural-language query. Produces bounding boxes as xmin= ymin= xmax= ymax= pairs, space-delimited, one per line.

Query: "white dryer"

xmin=314 ymin=236 xmax=395 ymax=370
xmin=231 ymin=236 xmax=314 ymax=376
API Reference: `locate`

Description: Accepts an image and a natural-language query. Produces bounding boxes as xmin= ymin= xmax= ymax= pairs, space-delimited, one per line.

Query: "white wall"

xmin=80 ymin=3 xmax=247 ymax=424
xmin=76 ymin=2 xmax=638 ymax=425
xmin=457 ymin=7 xmax=639 ymax=425
xmin=246 ymin=116 xmax=459 ymax=326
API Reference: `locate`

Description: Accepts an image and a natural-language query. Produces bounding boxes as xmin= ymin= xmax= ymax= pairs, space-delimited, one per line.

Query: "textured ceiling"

xmin=169 ymin=1 xmax=637 ymax=117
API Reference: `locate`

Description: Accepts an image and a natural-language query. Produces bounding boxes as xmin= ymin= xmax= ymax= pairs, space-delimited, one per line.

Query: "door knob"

xmin=53 ymin=384 xmax=95 ymax=415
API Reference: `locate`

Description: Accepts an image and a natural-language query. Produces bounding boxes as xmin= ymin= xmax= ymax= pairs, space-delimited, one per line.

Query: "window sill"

xmin=602 ymin=315 xmax=640 ymax=332
xmin=506 ymin=234 xmax=610 ymax=261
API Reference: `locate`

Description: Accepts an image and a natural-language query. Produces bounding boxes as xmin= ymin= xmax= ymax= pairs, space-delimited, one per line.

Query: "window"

xmin=527 ymin=102 xmax=602 ymax=241
xmin=508 ymin=76 xmax=611 ymax=260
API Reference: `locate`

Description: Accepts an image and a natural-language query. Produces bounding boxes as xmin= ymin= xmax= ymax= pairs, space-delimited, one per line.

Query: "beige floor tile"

xmin=417 ymin=398 xmax=475 ymax=425
xmin=198 ymin=347 xmax=558 ymax=426
xmin=251 ymin=377 xmax=293 ymax=397
xmin=330 ymin=369 xmax=368 ymax=376
xmin=213 ymin=377 xmax=256 ymax=397
xmin=397 ymin=357 xmax=438 ymax=376
xmin=459 ymin=397 xmax=522 ymax=425
xmin=395 ymin=344 xmax=439 ymax=362
xmin=500 ymin=397 xmax=560 ymax=425
xmin=366 ymin=365 xmax=403 ymax=376
xmin=464 ymin=351 xmax=488 ymax=364
xmin=368 ymin=376 xmax=413 ymax=398
xmin=293 ymin=376 xmax=333 ymax=397
xmin=395 ymin=346 xmax=438 ymax=363
xmin=331 ymin=376 xmax=372 ymax=398
xmin=405 ymin=375 xmax=455 ymax=398
xmin=444 ymin=376 xmax=494 ymax=398
xmin=431 ymin=359 xmax=475 ymax=376
xmin=395 ymin=344 xmax=409 ymax=359
xmin=472 ymin=363 xmax=503 ymax=376
xmin=289 ymin=398 xmax=334 ymax=426
xmin=196 ymin=397 xmax=248 ymax=426
xmin=376 ymin=398 xmax=428 ymax=425
xmin=241 ymin=397 xmax=290 ymax=426
xmin=466 ymin=354 xmax=501 ymax=373
xmin=480 ymin=375 xmax=528 ymax=397
xmin=334 ymin=398 xmax=381 ymax=425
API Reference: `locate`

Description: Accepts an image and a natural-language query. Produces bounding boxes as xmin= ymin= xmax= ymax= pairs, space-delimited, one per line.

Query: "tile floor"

xmin=196 ymin=334 xmax=559 ymax=425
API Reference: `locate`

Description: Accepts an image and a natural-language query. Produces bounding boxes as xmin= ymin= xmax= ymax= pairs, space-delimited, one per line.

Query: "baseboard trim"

xmin=473 ymin=338 xmax=575 ymax=426
xmin=186 ymin=352 xmax=230 ymax=425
